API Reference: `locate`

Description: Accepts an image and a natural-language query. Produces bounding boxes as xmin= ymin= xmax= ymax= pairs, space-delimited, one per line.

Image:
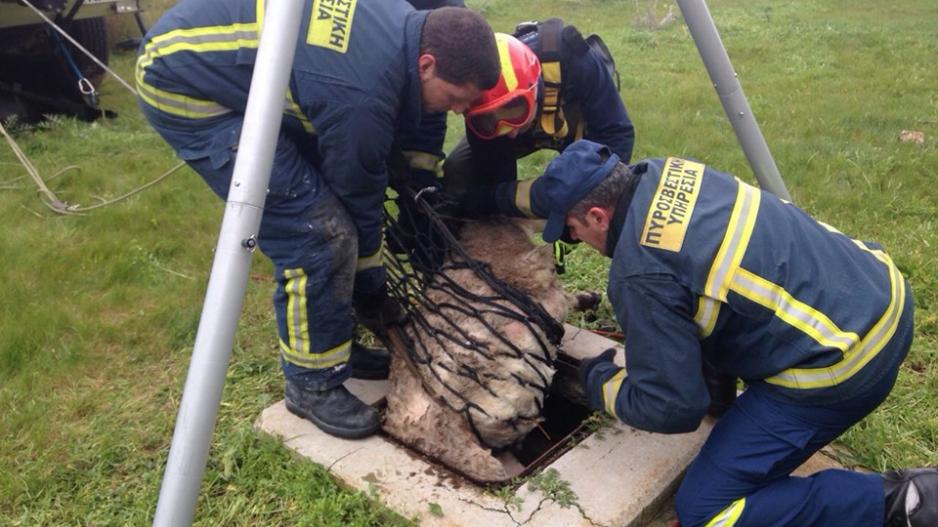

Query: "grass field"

xmin=1 ymin=0 xmax=936 ymax=524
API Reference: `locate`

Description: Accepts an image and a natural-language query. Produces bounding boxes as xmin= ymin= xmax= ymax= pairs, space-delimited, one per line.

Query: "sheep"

xmin=382 ymin=218 xmax=570 ymax=482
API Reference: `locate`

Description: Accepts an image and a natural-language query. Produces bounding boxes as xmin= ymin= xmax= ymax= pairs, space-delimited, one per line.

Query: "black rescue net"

xmin=383 ymin=183 xmax=566 ymax=447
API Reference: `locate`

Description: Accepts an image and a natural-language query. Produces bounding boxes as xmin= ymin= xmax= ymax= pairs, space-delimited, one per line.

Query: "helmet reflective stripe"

xmin=496 ymin=35 xmax=519 ymax=92
xmin=465 ymin=33 xmax=541 ymax=139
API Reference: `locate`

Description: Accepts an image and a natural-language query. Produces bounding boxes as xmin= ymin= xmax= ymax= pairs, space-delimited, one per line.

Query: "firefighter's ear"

xmin=417 ymin=54 xmax=437 ymax=80
xmin=586 ymin=206 xmax=611 ymax=232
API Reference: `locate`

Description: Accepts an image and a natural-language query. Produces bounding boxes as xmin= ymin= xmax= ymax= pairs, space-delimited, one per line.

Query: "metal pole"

xmin=152 ymin=1 xmax=304 ymax=525
xmin=676 ymin=0 xmax=792 ymax=201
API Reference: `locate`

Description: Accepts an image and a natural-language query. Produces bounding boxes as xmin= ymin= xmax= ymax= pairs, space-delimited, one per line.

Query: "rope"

xmin=1 ymin=119 xmax=187 ymax=215
xmin=50 ymin=160 xmax=186 ymax=214
xmin=1 ymin=3 xmax=191 ymax=214
xmin=18 ymin=0 xmax=137 ymax=95
xmin=50 ymin=28 xmax=99 ymax=108
xmin=0 ymin=120 xmax=68 ymax=210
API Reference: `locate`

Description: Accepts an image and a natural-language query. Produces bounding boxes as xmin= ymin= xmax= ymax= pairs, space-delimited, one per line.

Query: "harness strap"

xmin=527 ymin=18 xmax=567 ymax=138
xmin=516 ymin=18 xmax=593 ymax=140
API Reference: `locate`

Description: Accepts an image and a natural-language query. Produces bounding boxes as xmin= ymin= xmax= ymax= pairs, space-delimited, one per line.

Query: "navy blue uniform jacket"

xmin=500 ymin=157 xmax=910 ymax=433
xmin=137 ymin=0 xmax=430 ymax=267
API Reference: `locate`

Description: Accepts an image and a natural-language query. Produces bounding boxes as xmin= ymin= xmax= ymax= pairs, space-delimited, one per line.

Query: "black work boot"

xmin=284 ymin=381 xmax=381 ymax=439
xmin=883 ymin=467 xmax=938 ymax=527
xmin=349 ymin=340 xmax=391 ymax=380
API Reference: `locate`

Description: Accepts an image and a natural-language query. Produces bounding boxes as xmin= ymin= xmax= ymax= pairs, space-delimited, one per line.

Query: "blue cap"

xmin=541 ymin=140 xmax=620 ymax=243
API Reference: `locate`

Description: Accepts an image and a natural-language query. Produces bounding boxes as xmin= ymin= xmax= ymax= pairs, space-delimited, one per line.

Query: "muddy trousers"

xmin=675 ymin=309 xmax=913 ymax=527
xmin=140 ymin=104 xmax=364 ymax=390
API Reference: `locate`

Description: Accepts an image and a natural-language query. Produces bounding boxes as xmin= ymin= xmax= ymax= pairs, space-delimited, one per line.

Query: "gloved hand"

xmin=353 ymin=284 xmax=407 ymax=337
xmin=446 ymin=185 xmax=497 ymax=219
xmin=702 ymin=358 xmax=737 ymax=418
xmin=578 ymin=348 xmax=618 ymax=411
xmin=558 ymin=225 xmax=582 ymax=245
xmin=578 ymin=348 xmax=617 ymax=387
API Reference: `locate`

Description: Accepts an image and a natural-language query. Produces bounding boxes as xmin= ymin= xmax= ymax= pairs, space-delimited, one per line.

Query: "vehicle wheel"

xmin=66 ymin=16 xmax=109 ymax=85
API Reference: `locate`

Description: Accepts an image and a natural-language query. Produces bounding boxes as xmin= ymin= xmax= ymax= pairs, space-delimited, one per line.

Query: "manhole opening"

xmin=381 ymin=352 xmax=596 ymax=487
xmin=500 ymin=354 xmax=593 ymax=481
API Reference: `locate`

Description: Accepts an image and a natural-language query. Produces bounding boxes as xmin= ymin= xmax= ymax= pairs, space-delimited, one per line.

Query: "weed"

xmin=527 ymin=468 xmax=578 ymax=509
xmin=583 ymin=411 xmax=615 ymax=440
xmin=489 ymin=479 xmax=524 ymax=511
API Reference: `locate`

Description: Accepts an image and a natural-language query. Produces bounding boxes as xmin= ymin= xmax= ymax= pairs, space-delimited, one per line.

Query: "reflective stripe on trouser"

xmin=675 ymin=295 xmax=912 ymax=527
xmin=139 ymin=103 xmax=358 ymax=390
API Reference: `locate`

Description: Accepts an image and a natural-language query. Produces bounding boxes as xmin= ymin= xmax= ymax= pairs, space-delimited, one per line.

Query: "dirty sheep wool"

xmin=383 ymin=219 xmax=570 ymax=482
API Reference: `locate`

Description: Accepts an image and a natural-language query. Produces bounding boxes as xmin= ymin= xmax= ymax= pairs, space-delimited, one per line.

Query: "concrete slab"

xmin=255 ymin=324 xmax=713 ymax=526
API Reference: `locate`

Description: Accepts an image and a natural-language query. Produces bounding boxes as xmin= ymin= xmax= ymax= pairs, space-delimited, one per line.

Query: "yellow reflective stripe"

xmin=705 ymin=498 xmax=746 ymax=527
xmin=816 ymin=219 xmax=841 ymax=235
xmin=256 ymin=0 xmax=265 ymax=32
xmin=284 ymin=89 xmax=315 ymax=134
xmin=135 ymin=23 xmax=259 ymax=118
xmin=817 ymin=220 xmax=889 ymax=261
xmin=601 ymin=369 xmax=627 ymax=419
xmin=514 ymin=178 xmax=537 ymax=218
xmin=813 ymin=219 xmax=894 ymax=269
xmin=694 ymin=296 xmax=721 ymax=338
xmin=497 ymin=36 xmax=518 ymax=91
xmin=136 ymin=78 xmax=232 ymax=118
xmin=356 ymin=238 xmax=384 ymax=272
xmin=284 ymin=268 xmax=309 ymax=355
xmin=732 ymin=268 xmax=859 ymax=353
xmin=766 ymin=250 xmax=905 ymax=389
xmin=138 ymin=23 xmax=260 ymax=72
xmin=402 ymin=150 xmax=443 ymax=173
xmin=279 ymin=338 xmax=351 ymax=369
xmin=703 ymin=180 xmax=760 ymax=301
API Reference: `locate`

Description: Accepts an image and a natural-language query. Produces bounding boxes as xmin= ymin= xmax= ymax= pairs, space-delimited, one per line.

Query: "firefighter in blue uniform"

xmin=445 ymin=23 xmax=633 ymax=274
xmin=393 ymin=0 xmax=466 ymax=189
xmin=136 ymin=0 xmax=500 ymax=439
xmin=444 ymin=20 xmax=634 ymax=193
xmin=465 ymin=140 xmax=936 ymax=527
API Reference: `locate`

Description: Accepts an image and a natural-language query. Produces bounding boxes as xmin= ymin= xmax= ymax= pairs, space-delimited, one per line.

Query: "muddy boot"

xmin=884 ymin=467 xmax=938 ymax=527
xmin=284 ymin=381 xmax=380 ymax=439
xmin=350 ymin=340 xmax=390 ymax=380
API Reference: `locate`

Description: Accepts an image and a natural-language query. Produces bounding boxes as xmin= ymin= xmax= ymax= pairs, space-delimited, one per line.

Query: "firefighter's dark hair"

xmin=421 ymin=7 xmax=500 ymax=89
xmin=568 ymin=162 xmax=632 ymax=221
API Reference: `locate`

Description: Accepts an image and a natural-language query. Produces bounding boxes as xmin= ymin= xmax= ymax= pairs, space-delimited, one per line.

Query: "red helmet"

xmin=465 ymin=33 xmax=541 ymax=139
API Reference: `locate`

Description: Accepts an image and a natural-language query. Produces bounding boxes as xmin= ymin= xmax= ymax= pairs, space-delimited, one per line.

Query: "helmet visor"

xmin=466 ymin=93 xmax=535 ymax=139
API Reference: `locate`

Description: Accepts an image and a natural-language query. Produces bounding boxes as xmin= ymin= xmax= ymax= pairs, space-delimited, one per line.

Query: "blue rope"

xmin=49 ymin=27 xmax=98 ymax=108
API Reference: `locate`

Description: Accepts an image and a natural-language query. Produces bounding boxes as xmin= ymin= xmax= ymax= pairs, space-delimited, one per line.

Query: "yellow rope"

xmin=1 ymin=119 xmax=186 ymax=215
xmin=0 ymin=1 xmax=193 ymax=215
xmin=57 ymin=161 xmax=187 ymax=214
xmin=0 ymin=120 xmax=65 ymax=209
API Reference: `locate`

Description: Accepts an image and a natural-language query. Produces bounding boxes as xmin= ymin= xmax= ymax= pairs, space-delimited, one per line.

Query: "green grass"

xmin=2 ymin=0 xmax=937 ymax=524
